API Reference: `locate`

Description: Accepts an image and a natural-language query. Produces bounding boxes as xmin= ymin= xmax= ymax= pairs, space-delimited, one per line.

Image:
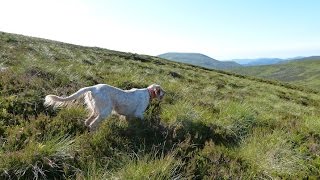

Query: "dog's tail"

xmin=44 ymin=87 xmax=92 ymax=109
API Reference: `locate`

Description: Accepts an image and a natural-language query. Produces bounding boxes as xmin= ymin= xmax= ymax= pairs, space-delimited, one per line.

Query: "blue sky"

xmin=0 ymin=0 xmax=319 ymax=60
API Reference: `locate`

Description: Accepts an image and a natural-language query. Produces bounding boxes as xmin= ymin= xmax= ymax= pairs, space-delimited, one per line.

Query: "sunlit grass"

xmin=1 ymin=31 xmax=320 ymax=179
xmin=239 ymin=130 xmax=309 ymax=178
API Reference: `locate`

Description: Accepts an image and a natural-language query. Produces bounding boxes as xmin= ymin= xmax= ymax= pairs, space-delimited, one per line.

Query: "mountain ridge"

xmin=231 ymin=56 xmax=320 ymax=66
xmin=231 ymin=58 xmax=284 ymax=66
xmin=158 ymin=52 xmax=241 ymax=70
xmin=230 ymin=57 xmax=320 ymax=90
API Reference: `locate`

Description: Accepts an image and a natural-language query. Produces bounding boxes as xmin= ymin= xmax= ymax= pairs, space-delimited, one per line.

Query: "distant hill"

xmin=231 ymin=57 xmax=320 ymax=90
xmin=231 ymin=56 xmax=316 ymax=66
xmin=158 ymin=52 xmax=241 ymax=69
xmin=280 ymin=56 xmax=320 ymax=64
xmin=232 ymin=58 xmax=284 ymax=66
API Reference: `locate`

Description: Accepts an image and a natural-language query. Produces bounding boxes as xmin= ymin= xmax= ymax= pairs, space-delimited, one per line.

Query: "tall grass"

xmin=239 ymin=130 xmax=309 ymax=178
xmin=109 ymin=151 xmax=184 ymax=179
xmin=0 ymin=135 xmax=77 ymax=179
xmin=1 ymin=31 xmax=320 ymax=179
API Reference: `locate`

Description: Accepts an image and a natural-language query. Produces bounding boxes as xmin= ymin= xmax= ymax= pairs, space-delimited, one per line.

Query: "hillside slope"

xmin=158 ymin=52 xmax=241 ymax=69
xmin=1 ymin=32 xmax=320 ymax=179
xmin=231 ymin=57 xmax=320 ymax=90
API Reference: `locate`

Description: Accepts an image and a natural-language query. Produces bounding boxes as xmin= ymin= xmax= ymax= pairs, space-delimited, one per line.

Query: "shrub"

xmin=0 ymin=135 xmax=78 ymax=179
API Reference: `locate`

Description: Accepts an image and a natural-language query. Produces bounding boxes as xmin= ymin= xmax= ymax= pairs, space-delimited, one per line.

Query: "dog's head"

xmin=147 ymin=84 xmax=165 ymax=100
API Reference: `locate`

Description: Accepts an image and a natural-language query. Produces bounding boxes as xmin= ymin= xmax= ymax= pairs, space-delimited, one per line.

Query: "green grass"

xmin=230 ymin=58 xmax=320 ymax=91
xmin=1 ymin=31 xmax=320 ymax=179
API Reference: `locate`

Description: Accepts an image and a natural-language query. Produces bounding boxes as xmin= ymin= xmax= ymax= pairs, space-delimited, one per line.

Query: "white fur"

xmin=44 ymin=84 xmax=165 ymax=130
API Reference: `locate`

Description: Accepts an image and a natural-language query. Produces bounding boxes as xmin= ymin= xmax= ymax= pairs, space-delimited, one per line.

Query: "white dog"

xmin=44 ymin=84 xmax=165 ymax=130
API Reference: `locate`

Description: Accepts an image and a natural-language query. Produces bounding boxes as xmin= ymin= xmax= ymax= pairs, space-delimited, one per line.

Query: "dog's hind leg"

xmin=89 ymin=103 xmax=112 ymax=131
xmin=85 ymin=112 xmax=96 ymax=128
xmin=84 ymin=92 xmax=97 ymax=128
